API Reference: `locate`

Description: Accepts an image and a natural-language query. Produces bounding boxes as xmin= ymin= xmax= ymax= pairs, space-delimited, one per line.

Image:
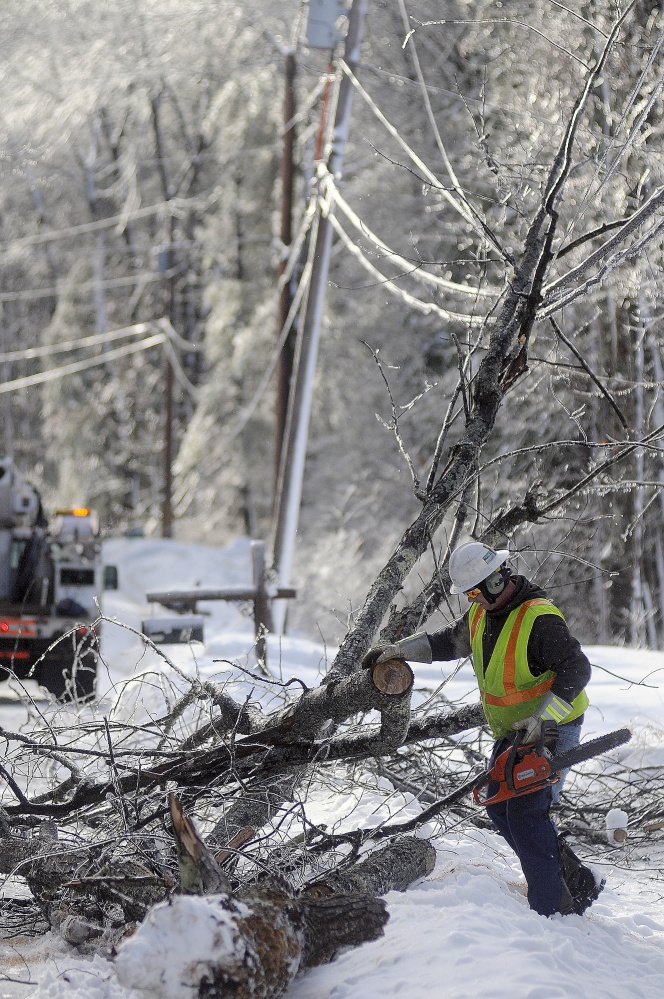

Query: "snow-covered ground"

xmin=2 ymin=537 xmax=664 ymax=999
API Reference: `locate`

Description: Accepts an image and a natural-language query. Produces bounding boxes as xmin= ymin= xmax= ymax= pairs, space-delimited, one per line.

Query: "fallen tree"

xmin=113 ymin=796 xmax=433 ymax=999
xmin=0 ymin=624 xmax=653 ymax=999
xmin=0 ymin=642 xmax=484 ymax=984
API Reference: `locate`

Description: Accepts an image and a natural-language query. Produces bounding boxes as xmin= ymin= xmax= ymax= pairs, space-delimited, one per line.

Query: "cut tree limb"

xmin=0 ymin=699 xmax=484 ymax=819
xmin=262 ymin=658 xmax=414 ymax=743
xmin=304 ymin=835 xmax=435 ymax=897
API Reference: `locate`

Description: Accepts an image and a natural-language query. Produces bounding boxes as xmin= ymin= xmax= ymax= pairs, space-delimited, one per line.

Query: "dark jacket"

xmin=427 ymin=575 xmax=591 ymax=706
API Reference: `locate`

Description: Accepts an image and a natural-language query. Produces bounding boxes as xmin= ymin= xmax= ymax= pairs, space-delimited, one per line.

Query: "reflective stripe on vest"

xmin=468 ymin=598 xmax=588 ymax=738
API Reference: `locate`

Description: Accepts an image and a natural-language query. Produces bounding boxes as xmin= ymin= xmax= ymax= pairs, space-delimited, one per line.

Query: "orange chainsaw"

xmin=472 ymin=726 xmax=632 ymax=807
xmin=369 ymin=726 xmax=633 ymax=837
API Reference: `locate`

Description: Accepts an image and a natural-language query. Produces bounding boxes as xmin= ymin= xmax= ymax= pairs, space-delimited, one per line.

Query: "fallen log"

xmin=115 ymin=885 xmax=388 ymax=999
xmin=304 ymin=835 xmax=436 ymax=898
xmin=116 ymin=798 xmax=434 ymax=999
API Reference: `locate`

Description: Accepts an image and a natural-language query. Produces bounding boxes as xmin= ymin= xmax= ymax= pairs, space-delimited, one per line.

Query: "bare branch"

xmin=550 ymin=317 xmax=629 ymax=430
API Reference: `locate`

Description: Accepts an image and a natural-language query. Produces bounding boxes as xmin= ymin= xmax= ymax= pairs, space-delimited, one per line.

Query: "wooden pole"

xmin=162 ymin=350 xmax=174 ymax=538
xmin=274 ymin=50 xmax=297 ymax=501
xmin=160 ymin=213 xmax=175 ymax=539
xmin=252 ymin=539 xmax=273 ymax=664
xmin=151 ymin=90 xmax=176 ymax=541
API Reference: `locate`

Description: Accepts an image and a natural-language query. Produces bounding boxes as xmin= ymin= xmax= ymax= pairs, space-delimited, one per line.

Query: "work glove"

xmin=361 ymin=633 xmax=433 ymax=669
xmin=511 ymin=714 xmax=546 ymax=744
xmin=511 ymin=692 xmax=573 ymax=743
xmin=361 ymin=643 xmax=400 ymax=669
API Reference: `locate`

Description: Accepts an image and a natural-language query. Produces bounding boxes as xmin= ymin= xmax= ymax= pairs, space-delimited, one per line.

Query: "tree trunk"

xmin=115 ymin=884 xmax=388 ymax=999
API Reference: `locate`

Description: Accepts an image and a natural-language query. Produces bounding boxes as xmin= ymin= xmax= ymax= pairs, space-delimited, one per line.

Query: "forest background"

xmin=2 ymin=0 xmax=663 ymax=652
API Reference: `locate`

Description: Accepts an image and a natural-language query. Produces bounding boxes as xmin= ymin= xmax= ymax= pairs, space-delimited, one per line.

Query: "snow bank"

xmin=30 ymin=955 xmax=135 ymax=999
xmin=288 ymin=830 xmax=664 ymax=999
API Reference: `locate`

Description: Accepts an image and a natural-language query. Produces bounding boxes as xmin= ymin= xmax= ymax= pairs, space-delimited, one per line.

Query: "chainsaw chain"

xmin=549 ymin=726 xmax=631 ymax=773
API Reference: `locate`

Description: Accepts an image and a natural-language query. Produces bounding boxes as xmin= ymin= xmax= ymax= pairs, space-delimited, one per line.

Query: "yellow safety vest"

xmin=468 ymin=598 xmax=589 ymax=739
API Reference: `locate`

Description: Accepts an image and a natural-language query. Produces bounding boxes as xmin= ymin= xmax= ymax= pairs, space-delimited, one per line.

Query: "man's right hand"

xmin=361 ymin=633 xmax=433 ymax=668
xmin=361 ymin=644 xmax=403 ymax=669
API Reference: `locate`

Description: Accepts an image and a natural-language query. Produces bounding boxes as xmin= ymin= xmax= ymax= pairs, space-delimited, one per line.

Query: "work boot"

xmin=557 ymin=835 xmax=605 ymax=914
xmin=557 ymin=878 xmax=577 ymax=915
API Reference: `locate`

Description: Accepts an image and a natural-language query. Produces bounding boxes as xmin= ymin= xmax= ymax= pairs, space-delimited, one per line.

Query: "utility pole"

xmin=151 ymin=90 xmax=176 ymax=539
xmin=160 ymin=221 xmax=175 ymax=539
xmin=274 ymin=48 xmax=297 ymax=498
xmin=271 ymin=0 xmax=367 ymax=627
xmin=163 ymin=349 xmax=174 ymax=538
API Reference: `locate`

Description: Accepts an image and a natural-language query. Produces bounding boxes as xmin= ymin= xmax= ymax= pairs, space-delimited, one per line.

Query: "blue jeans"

xmin=549 ymin=719 xmax=582 ymax=804
xmin=485 ymin=720 xmax=582 ymax=916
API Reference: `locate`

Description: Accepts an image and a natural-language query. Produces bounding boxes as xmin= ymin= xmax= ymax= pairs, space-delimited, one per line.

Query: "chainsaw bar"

xmin=547 ymin=726 xmax=632 ymax=773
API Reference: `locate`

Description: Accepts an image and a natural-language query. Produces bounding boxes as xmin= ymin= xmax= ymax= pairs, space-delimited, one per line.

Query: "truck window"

xmin=60 ymin=568 xmax=95 ymax=586
xmin=9 ymin=540 xmax=26 ymax=570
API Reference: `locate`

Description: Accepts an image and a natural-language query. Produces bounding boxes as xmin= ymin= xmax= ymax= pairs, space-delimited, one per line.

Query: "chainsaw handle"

xmin=472 ymin=732 xmax=523 ymax=807
xmin=473 ymin=776 xmax=510 ymax=807
xmin=503 ymin=729 xmax=526 ymax=792
xmin=473 ymin=731 xmax=555 ymax=807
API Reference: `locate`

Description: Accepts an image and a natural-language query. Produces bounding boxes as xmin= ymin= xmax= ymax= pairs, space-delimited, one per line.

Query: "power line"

xmin=0 ymin=191 xmax=218 ymax=253
xmin=0 ymin=268 xmax=181 ymax=304
xmin=0 ymin=323 xmax=152 ymax=363
xmin=0 ymin=318 xmax=202 ymax=367
xmin=328 ymin=209 xmax=483 ymax=324
xmin=0 ymin=333 xmax=165 ymax=396
xmin=324 ymin=170 xmax=498 ymax=299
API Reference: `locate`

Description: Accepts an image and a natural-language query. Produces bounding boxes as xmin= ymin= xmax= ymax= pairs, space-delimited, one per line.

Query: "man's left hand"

xmin=511 ymin=714 xmax=544 ymax=743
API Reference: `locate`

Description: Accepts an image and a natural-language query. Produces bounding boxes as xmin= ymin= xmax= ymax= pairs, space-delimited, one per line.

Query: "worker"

xmin=363 ymin=541 xmax=602 ymax=917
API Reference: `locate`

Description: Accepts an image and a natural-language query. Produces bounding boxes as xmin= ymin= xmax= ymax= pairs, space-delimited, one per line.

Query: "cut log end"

xmin=301 ymin=893 xmax=388 ymax=968
xmin=371 ymin=659 xmax=414 ymax=696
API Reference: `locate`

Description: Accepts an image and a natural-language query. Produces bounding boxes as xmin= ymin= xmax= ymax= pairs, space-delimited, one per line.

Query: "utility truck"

xmin=0 ymin=458 xmax=112 ymax=700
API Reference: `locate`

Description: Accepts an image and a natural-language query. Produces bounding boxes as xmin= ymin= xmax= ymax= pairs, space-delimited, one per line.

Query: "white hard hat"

xmin=449 ymin=541 xmax=511 ymax=594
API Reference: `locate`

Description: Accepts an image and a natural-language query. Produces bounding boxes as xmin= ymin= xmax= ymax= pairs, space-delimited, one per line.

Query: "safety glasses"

xmin=464 ymin=586 xmax=482 ymax=598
